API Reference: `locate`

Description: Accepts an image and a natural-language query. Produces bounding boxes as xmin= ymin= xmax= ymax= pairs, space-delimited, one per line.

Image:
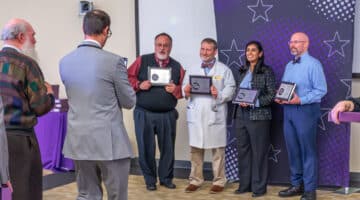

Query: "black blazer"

xmin=231 ymin=60 xmax=276 ymax=120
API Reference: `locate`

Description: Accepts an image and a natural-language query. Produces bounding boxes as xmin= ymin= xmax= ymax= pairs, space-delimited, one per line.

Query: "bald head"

xmin=1 ymin=18 xmax=32 ymax=41
xmin=289 ymin=32 xmax=309 ymax=57
xmin=1 ymin=18 xmax=38 ymax=60
xmin=1 ymin=18 xmax=36 ymax=52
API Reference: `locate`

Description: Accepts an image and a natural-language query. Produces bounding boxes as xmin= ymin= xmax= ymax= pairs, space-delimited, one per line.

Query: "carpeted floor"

xmin=42 ymin=172 xmax=360 ymax=200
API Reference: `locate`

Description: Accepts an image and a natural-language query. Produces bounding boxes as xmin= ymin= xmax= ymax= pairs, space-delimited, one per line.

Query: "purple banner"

xmin=216 ymin=0 xmax=355 ymax=186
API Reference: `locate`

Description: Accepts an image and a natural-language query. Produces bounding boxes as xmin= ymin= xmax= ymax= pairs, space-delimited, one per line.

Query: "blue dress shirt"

xmin=281 ymin=52 xmax=327 ymax=104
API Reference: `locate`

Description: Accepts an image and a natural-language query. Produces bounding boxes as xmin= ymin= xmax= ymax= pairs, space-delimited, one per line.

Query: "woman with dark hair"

xmin=231 ymin=41 xmax=276 ymax=197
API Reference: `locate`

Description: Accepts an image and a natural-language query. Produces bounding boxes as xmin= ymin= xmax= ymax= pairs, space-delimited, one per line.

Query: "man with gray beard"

xmin=0 ymin=18 xmax=54 ymax=200
xmin=128 ymin=33 xmax=185 ymax=191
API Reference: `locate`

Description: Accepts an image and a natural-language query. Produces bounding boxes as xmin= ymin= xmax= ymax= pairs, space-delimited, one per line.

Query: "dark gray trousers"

xmin=7 ymin=130 xmax=42 ymax=200
xmin=133 ymin=107 xmax=177 ymax=186
xmin=74 ymin=158 xmax=130 ymax=200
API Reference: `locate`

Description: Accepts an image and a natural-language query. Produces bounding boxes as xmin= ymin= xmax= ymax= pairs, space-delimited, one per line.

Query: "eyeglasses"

xmin=288 ymin=40 xmax=306 ymax=45
xmin=155 ymin=43 xmax=170 ymax=48
xmin=107 ymin=29 xmax=112 ymax=38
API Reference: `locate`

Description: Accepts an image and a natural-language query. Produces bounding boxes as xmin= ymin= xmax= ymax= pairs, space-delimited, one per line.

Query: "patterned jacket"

xmin=0 ymin=47 xmax=54 ymax=131
xmin=231 ymin=60 xmax=276 ymax=120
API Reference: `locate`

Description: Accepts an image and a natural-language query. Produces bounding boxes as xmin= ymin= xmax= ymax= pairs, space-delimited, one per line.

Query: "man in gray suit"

xmin=59 ymin=10 xmax=136 ymax=200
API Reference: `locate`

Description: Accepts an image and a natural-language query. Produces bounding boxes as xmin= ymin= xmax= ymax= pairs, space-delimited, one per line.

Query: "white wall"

xmin=350 ymin=80 xmax=360 ymax=172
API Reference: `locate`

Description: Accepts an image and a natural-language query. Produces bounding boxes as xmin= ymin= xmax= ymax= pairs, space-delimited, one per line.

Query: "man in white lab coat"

xmin=183 ymin=38 xmax=235 ymax=194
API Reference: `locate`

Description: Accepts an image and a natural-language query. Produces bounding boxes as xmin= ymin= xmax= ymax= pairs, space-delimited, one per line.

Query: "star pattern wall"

xmin=220 ymin=39 xmax=245 ymax=70
xmin=323 ymin=31 xmax=350 ymax=57
xmin=214 ymin=0 xmax=355 ymax=185
xmin=247 ymin=0 xmax=273 ymax=23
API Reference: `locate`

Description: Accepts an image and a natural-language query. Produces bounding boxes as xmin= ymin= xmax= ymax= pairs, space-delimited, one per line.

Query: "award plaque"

xmin=275 ymin=82 xmax=296 ymax=101
xmin=148 ymin=67 xmax=172 ymax=86
xmin=190 ymin=75 xmax=212 ymax=94
xmin=232 ymin=88 xmax=259 ymax=105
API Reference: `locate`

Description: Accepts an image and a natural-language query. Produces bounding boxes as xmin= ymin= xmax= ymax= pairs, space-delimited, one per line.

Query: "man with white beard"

xmin=128 ymin=33 xmax=185 ymax=191
xmin=0 ymin=18 xmax=54 ymax=200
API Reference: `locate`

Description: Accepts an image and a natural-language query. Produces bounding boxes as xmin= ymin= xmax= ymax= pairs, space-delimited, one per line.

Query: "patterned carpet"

xmin=43 ymin=174 xmax=360 ymax=200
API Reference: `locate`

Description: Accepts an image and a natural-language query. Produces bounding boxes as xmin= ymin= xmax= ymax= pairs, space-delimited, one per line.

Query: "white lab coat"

xmin=182 ymin=61 xmax=235 ymax=148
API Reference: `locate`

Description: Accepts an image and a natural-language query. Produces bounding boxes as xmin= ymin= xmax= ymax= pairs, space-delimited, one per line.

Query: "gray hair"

xmin=1 ymin=22 xmax=27 ymax=40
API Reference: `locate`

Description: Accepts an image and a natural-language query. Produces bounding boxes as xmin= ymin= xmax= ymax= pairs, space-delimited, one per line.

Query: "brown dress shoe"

xmin=185 ymin=184 xmax=200 ymax=193
xmin=209 ymin=185 xmax=224 ymax=194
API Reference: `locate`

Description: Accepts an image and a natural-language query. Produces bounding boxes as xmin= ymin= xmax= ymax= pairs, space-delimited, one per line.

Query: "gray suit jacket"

xmin=0 ymin=97 xmax=9 ymax=185
xmin=60 ymin=41 xmax=136 ymax=160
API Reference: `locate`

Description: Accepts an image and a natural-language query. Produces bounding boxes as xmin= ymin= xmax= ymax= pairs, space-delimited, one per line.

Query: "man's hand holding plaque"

xmin=184 ymin=84 xmax=191 ymax=98
xmin=210 ymin=85 xmax=218 ymax=99
xmin=165 ymin=80 xmax=176 ymax=93
xmin=139 ymin=80 xmax=152 ymax=90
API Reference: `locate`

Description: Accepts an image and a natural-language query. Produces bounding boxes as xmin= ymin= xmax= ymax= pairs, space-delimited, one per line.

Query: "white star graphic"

xmin=220 ymin=39 xmax=245 ymax=70
xmin=318 ymin=108 xmax=331 ymax=131
xmin=268 ymin=144 xmax=281 ymax=163
xmin=323 ymin=31 xmax=350 ymax=57
xmin=340 ymin=79 xmax=352 ymax=99
xmin=247 ymin=0 xmax=273 ymax=23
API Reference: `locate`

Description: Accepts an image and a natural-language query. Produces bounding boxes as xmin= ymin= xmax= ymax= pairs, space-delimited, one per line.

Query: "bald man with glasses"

xmin=275 ymin=32 xmax=327 ymax=200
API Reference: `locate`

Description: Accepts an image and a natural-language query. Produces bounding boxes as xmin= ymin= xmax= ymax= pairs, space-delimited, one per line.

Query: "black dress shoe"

xmin=234 ymin=188 xmax=251 ymax=194
xmin=160 ymin=182 xmax=176 ymax=189
xmin=300 ymin=191 xmax=316 ymax=200
xmin=252 ymin=192 xmax=266 ymax=198
xmin=278 ymin=185 xmax=304 ymax=197
xmin=146 ymin=184 xmax=157 ymax=191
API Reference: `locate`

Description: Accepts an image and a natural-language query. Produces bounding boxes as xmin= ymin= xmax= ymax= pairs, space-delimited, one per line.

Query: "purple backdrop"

xmin=215 ymin=0 xmax=356 ymax=186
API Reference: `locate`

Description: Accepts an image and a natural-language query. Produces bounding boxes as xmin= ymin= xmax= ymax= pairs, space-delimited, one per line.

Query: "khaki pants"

xmin=189 ymin=146 xmax=226 ymax=186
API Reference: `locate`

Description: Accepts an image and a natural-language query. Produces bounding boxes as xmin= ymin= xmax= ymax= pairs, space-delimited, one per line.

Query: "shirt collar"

xmin=292 ymin=51 xmax=309 ymax=64
xmin=83 ymin=39 xmax=101 ymax=47
xmin=154 ymin=55 xmax=170 ymax=67
xmin=2 ymin=44 xmax=21 ymax=52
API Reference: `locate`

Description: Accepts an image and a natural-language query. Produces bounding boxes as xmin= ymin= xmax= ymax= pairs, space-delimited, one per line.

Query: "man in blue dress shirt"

xmin=276 ymin=32 xmax=327 ymax=200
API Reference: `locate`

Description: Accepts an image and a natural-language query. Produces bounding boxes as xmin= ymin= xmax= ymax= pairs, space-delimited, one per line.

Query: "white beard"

xmin=22 ymin=39 xmax=39 ymax=62
xmin=156 ymin=52 xmax=168 ymax=60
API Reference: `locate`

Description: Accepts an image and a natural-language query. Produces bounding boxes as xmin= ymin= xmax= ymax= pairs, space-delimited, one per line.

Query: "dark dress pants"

xmin=7 ymin=130 xmax=42 ymax=200
xmin=283 ymin=103 xmax=320 ymax=192
xmin=134 ymin=107 xmax=177 ymax=185
xmin=235 ymin=118 xmax=270 ymax=194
